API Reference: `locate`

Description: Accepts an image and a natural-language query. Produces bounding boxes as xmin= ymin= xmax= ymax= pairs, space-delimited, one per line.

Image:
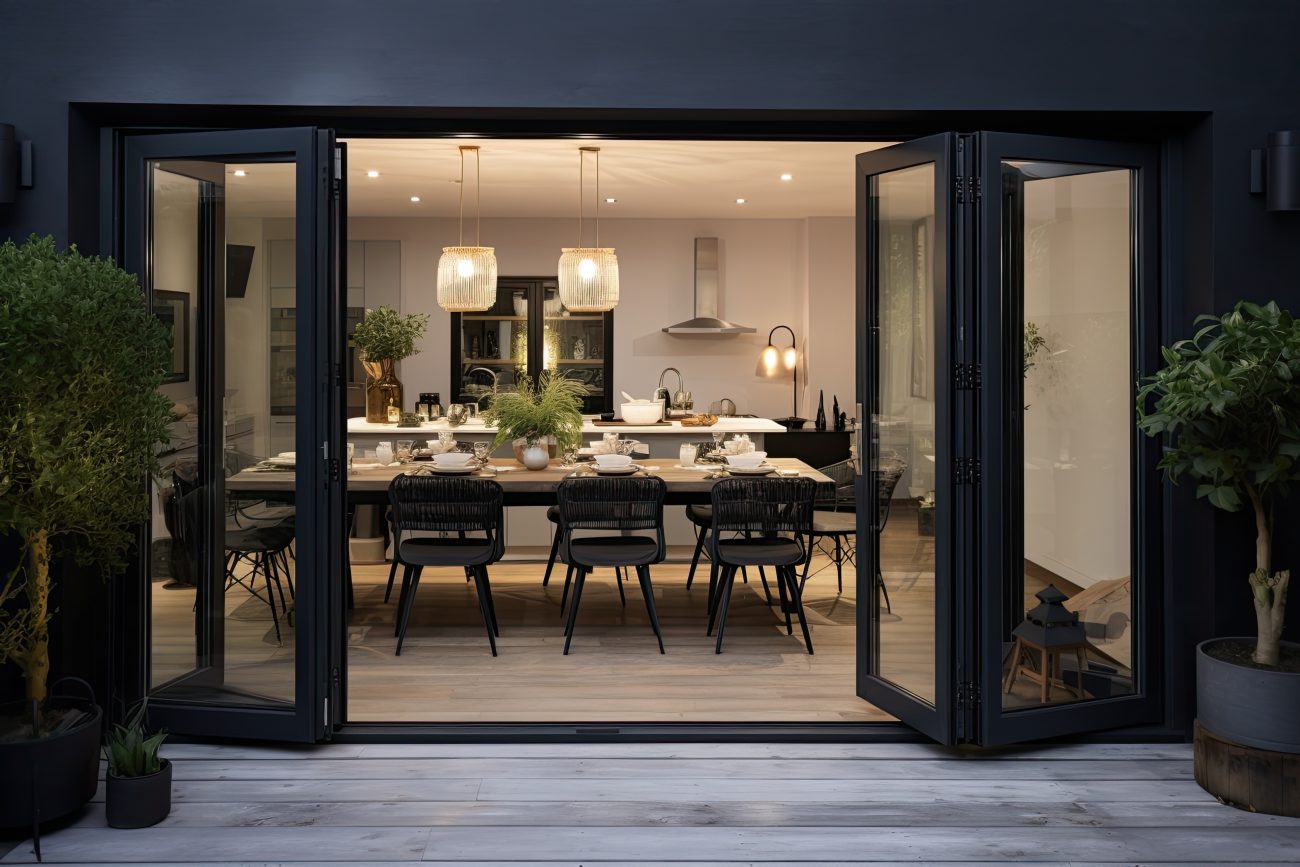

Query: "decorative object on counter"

xmin=620 ymin=397 xmax=666 ymax=425
xmin=558 ymin=146 xmax=619 ymax=312
xmin=0 ymin=237 xmax=172 ymax=834
xmin=352 ymin=305 xmax=430 ymax=423
xmin=678 ymin=413 xmax=718 ymax=426
xmin=838 ymin=411 xmax=848 ymax=431
xmin=415 ymin=392 xmax=441 ymax=421
xmin=436 ymin=145 xmax=498 ymax=312
xmin=445 ymin=403 xmax=467 ymax=427
xmin=572 ymin=336 xmax=586 ymax=360
xmin=386 ymin=398 xmax=400 ymax=423
xmin=759 ymin=324 xmax=805 ymax=429
xmin=397 ymin=411 xmax=422 ymax=427
xmin=482 ymin=372 xmax=586 ymax=468
xmin=815 ymin=390 xmax=827 ymax=431
xmin=833 ymin=395 xmax=845 ymax=431
xmin=104 ymin=699 xmax=171 ymax=829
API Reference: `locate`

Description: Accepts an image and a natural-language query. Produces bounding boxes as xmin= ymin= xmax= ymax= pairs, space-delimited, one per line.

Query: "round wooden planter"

xmin=1194 ymin=723 xmax=1299 ymax=816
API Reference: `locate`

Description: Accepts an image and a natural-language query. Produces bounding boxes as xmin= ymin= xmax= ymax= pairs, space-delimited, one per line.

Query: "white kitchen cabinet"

xmin=362 ymin=240 xmax=400 ymax=311
xmin=346 ymin=240 xmax=365 ymax=307
xmin=504 ymin=505 xmax=555 ymax=550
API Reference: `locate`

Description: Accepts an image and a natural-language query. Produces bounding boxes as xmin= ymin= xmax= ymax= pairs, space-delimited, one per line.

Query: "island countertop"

xmin=346 ymin=416 xmax=786 ymax=437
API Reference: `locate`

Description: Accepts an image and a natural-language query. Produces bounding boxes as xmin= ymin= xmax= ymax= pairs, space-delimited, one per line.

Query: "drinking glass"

xmin=617 ymin=439 xmax=637 ymax=456
xmin=561 ymin=446 xmax=579 ymax=468
xmin=679 ymin=443 xmax=698 ymax=467
xmin=437 ymin=431 xmax=455 ymax=452
xmin=395 ymin=440 xmax=414 ymax=463
xmin=346 ymin=442 xmax=355 ymax=474
xmin=375 ymin=441 xmax=394 ymax=464
xmin=465 ymin=404 xmax=479 ymax=421
xmin=711 ymin=430 xmax=725 ymax=455
xmin=446 ymin=403 xmax=467 ymax=427
xmin=473 ymin=441 xmax=491 ymax=465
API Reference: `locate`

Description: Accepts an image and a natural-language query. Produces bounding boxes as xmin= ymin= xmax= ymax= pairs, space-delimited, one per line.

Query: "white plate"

xmin=593 ymin=465 xmax=638 ymax=475
xmin=727 ymin=464 xmax=776 ymax=475
xmin=430 ymin=465 xmax=477 ymax=475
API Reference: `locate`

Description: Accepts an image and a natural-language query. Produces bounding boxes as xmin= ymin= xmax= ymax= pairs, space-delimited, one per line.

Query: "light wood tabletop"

xmin=228 ymin=457 xmax=831 ymax=495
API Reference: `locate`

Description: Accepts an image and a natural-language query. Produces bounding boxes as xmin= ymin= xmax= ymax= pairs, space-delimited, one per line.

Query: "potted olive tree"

xmin=1137 ymin=300 xmax=1299 ymax=813
xmin=350 ymin=305 xmax=430 ymax=422
xmin=482 ymin=373 xmax=585 ymax=469
xmin=0 ymin=235 xmax=173 ymax=830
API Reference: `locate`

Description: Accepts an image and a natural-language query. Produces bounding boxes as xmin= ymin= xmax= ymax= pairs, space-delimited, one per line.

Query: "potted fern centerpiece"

xmin=350 ymin=305 xmax=430 ymax=422
xmin=482 ymin=373 xmax=585 ymax=469
xmin=1137 ymin=300 xmax=1300 ymax=815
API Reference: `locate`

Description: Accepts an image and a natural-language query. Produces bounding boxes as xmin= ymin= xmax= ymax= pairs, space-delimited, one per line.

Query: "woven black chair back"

xmin=814 ymin=458 xmax=857 ymax=510
xmin=555 ymin=475 xmax=667 ymax=532
xmin=388 ymin=475 xmax=504 ymax=550
xmin=709 ymin=476 xmax=816 ymax=537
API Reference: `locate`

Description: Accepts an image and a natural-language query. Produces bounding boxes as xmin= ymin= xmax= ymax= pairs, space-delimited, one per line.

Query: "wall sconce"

xmin=757 ymin=324 xmax=805 ymax=429
xmin=1250 ymin=131 xmax=1300 ymax=212
xmin=0 ymin=124 xmax=34 ymax=204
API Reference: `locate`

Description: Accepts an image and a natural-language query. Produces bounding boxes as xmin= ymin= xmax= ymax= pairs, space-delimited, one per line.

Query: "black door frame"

xmin=91 ymin=107 xmax=1197 ymax=743
xmin=118 ymin=128 xmax=336 ymax=742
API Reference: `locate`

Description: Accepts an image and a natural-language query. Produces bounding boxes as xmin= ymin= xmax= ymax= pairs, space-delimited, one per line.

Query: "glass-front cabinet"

xmin=451 ymin=276 xmax=613 ymax=414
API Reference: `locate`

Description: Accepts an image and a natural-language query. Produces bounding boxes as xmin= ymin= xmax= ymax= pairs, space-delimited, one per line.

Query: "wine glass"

xmin=711 ymin=429 xmax=725 ymax=457
xmin=473 ymin=441 xmax=491 ymax=465
xmin=395 ymin=440 xmax=414 ymax=463
xmin=561 ymin=445 xmax=579 ymax=468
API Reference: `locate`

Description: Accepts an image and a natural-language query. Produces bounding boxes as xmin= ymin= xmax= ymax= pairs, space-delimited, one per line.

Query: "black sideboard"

xmin=763 ymin=428 xmax=851 ymax=469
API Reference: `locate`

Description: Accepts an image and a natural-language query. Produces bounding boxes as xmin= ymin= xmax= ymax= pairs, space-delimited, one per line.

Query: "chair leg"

xmin=471 ymin=565 xmax=498 ymax=656
xmin=741 ymin=565 xmax=749 ymax=584
xmin=800 ymin=544 xmax=813 ymax=591
xmin=615 ymin=566 xmax=626 ymax=607
xmin=713 ymin=566 xmax=738 ymax=653
xmin=260 ymin=554 xmax=282 ymax=645
xmin=562 ymin=567 xmax=589 ymax=655
xmin=542 ymin=526 xmax=562 ymax=587
xmin=757 ymin=566 xmax=773 ymax=605
xmin=706 ymin=557 xmax=720 ymax=621
xmin=266 ymin=550 xmax=289 ymax=615
xmin=784 ymin=566 xmax=815 ymax=655
xmin=394 ymin=563 xmax=414 ymax=637
xmin=685 ymin=528 xmax=707 ymax=590
xmin=395 ymin=565 xmax=424 ymax=655
xmin=636 ymin=565 xmax=665 ymax=654
xmin=560 ymin=563 xmax=575 ymax=615
xmin=877 ymin=567 xmax=893 ymax=613
xmin=834 ymin=535 xmax=844 ymax=594
xmin=479 ymin=565 xmax=500 ymax=637
xmin=384 ymin=557 xmax=399 ymax=603
xmin=774 ymin=560 xmax=793 ymax=635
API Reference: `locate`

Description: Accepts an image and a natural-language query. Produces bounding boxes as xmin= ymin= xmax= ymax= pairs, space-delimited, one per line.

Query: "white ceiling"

xmin=224 ymin=138 xmax=896 ymax=220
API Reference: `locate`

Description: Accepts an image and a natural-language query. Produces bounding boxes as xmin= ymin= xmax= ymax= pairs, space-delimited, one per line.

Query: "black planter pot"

xmin=1197 ymin=637 xmax=1300 ymax=753
xmin=105 ymin=759 xmax=172 ymax=829
xmin=0 ymin=698 xmax=103 ymax=830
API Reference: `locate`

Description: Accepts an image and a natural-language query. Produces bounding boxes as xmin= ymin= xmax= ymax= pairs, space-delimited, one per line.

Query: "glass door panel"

xmin=542 ymin=280 xmax=611 ymax=414
xmin=976 ymin=134 xmax=1162 ymax=744
xmin=856 ymin=134 xmax=958 ymax=743
xmin=123 ymin=128 xmax=333 ymax=742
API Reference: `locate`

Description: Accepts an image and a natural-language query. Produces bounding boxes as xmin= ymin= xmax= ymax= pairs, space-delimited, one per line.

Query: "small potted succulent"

xmin=482 ymin=373 xmax=585 ymax=469
xmin=103 ymin=700 xmax=171 ymax=829
xmin=350 ymin=305 xmax=430 ymax=422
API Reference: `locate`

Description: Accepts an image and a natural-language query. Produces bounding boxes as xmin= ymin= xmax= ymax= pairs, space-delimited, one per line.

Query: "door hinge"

xmin=327 ymin=458 xmax=342 ymax=483
xmin=954 ymin=362 xmax=982 ymax=390
xmin=956 ymin=681 xmax=980 ymax=708
xmin=954 ymin=457 xmax=981 ymax=485
xmin=955 ymin=175 xmax=981 ymax=205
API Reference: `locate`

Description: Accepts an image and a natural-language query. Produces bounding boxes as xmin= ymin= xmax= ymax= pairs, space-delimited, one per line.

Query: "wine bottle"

xmin=815 ymin=390 xmax=827 ymax=431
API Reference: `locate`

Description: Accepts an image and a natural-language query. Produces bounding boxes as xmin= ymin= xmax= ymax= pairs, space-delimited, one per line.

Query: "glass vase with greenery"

xmin=0 ymin=236 xmax=173 ymax=720
xmin=1137 ymin=300 xmax=1299 ymax=667
xmin=482 ymin=372 xmax=586 ymax=453
xmin=350 ymin=305 xmax=430 ymax=422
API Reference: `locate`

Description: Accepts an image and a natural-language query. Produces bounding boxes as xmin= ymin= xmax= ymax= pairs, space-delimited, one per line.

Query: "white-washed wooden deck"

xmin=4 ymin=741 xmax=1300 ymax=864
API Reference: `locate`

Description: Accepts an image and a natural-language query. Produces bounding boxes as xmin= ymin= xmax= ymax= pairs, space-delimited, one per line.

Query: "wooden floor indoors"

xmin=5 ymin=740 xmax=1300 ymax=864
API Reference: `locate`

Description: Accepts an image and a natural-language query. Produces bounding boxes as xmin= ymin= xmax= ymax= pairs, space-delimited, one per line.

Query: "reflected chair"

xmin=389 ymin=475 xmax=504 ymax=656
xmin=707 ymin=476 xmax=816 ymax=655
xmin=555 ymin=476 xmax=667 ymax=655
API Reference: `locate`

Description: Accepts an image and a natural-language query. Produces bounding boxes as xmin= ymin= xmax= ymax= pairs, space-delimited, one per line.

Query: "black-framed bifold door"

xmin=856 ymin=133 xmax=1162 ymax=746
xmin=121 ymin=128 xmax=341 ymax=742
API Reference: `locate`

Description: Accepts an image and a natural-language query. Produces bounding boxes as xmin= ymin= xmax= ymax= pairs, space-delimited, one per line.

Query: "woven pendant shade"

xmin=436 ymin=146 xmax=497 ymax=312
xmin=558 ymin=247 xmax=619 ymax=312
xmin=437 ymin=246 xmax=498 ymax=312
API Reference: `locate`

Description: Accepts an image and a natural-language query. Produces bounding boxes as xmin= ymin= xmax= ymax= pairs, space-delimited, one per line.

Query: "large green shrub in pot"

xmin=0 ymin=235 xmax=173 ymax=711
xmin=1137 ymin=300 xmax=1300 ymax=667
xmin=350 ymin=304 xmax=429 ymax=362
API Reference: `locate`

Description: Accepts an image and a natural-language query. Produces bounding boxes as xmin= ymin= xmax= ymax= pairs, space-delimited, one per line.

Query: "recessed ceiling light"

xmin=233 ymin=169 xmax=247 ymax=177
xmin=410 ymin=195 xmax=421 ymax=203
xmin=735 ymin=197 xmax=747 ymax=205
xmin=780 ymin=173 xmax=793 ymax=181
xmin=367 ymin=170 xmax=380 ymax=178
xmin=605 ymin=197 xmax=617 ymax=204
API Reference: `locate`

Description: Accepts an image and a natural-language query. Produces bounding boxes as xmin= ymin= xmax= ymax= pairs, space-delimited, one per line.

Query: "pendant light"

xmin=437 ymin=145 xmax=498 ymax=312
xmin=558 ymin=146 xmax=619 ymax=312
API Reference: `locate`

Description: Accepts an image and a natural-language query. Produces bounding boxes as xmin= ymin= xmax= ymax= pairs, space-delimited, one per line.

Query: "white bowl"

xmin=620 ymin=401 xmax=664 ymax=425
xmin=725 ymin=451 xmax=767 ymax=468
xmin=432 ymin=452 xmax=475 ymax=467
xmin=593 ymin=453 xmax=633 ymax=468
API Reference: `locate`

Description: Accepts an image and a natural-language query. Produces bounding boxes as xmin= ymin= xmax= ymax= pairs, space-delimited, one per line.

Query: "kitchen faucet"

xmin=655 ymin=367 xmax=690 ymax=413
xmin=466 ymin=366 xmax=499 ymax=411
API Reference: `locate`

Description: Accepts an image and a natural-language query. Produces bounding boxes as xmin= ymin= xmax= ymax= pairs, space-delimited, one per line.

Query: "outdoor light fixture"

xmin=437 ymin=145 xmax=498 ymax=312
xmin=558 ymin=146 xmax=619 ymax=312
xmin=1250 ymin=131 xmax=1300 ymax=211
xmin=759 ymin=324 xmax=804 ymax=429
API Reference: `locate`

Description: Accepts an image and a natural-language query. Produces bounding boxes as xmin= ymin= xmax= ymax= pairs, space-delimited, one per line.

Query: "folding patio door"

xmin=856 ymin=133 xmax=1164 ymax=745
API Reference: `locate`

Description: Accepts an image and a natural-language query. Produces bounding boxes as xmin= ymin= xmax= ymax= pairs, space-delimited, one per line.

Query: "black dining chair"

xmin=555 ymin=476 xmax=668 ymax=655
xmin=707 ymin=476 xmax=817 ymax=655
xmin=389 ymin=475 xmax=504 ymax=656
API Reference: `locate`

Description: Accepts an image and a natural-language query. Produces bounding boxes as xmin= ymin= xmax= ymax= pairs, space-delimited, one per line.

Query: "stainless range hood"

xmin=662 ymin=237 xmax=756 ymax=335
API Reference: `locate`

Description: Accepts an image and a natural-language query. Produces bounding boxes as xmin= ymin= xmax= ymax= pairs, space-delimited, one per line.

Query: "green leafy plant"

xmin=350 ymin=305 xmax=429 ymax=362
xmin=104 ymin=700 xmax=167 ymax=778
xmin=482 ymin=372 xmax=586 ymax=450
xmin=1137 ymin=300 xmax=1300 ymax=666
xmin=0 ymin=236 xmax=173 ymax=710
xmin=1023 ymin=321 xmax=1050 ymax=411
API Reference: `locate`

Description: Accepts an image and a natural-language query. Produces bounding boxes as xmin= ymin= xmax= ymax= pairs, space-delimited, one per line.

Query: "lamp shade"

xmin=557 ymin=247 xmax=619 ymax=312
xmin=437 ymin=245 xmax=498 ymax=312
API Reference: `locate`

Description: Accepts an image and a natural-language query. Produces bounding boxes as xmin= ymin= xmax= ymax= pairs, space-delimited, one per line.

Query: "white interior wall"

xmin=225 ymin=217 xmax=269 ymax=456
xmin=152 ymin=171 xmax=199 ymax=406
xmin=804 ymin=217 xmax=857 ymax=425
xmin=1022 ymin=171 xmax=1132 ymax=588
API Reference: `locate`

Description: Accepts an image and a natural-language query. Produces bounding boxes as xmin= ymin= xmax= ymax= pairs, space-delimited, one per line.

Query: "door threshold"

xmin=329 ymin=721 xmax=925 ymax=743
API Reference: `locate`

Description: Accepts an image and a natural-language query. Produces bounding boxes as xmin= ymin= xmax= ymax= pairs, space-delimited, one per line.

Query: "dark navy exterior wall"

xmin=1 ymin=0 xmax=1297 ymax=731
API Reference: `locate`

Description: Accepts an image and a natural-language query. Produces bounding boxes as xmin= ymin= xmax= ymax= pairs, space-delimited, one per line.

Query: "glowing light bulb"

xmin=762 ymin=345 xmax=779 ymax=371
xmin=578 ymin=258 xmax=598 ymax=280
xmin=783 ymin=347 xmax=797 ymax=369
xmin=456 ymin=257 xmax=475 ymax=278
